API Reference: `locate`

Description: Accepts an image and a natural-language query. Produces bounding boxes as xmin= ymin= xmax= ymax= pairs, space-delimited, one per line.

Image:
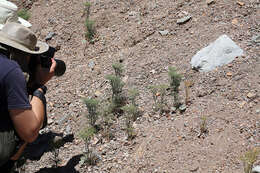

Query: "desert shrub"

xmin=82 ymin=98 xmax=99 ymax=127
xmin=128 ymin=88 xmax=139 ymax=106
xmin=148 ymin=84 xmax=168 ymax=114
xmin=200 ymin=116 xmax=208 ymax=134
xmin=168 ymin=67 xmax=182 ymax=107
xmin=84 ymin=2 xmax=91 ymax=18
xmin=85 ymin=18 xmax=96 ymax=41
xmin=106 ymin=75 xmax=125 ymax=112
xmin=122 ymin=104 xmax=138 ymax=140
xmin=79 ymin=150 xmax=99 ymax=166
xmin=49 ymin=136 xmax=63 ymax=168
xmin=240 ymin=148 xmax=260 ymax=173
xmin=112 ymin=63 xmax=124 ymax=77
xmin=17 ymin=9 xmax=30 ymax=20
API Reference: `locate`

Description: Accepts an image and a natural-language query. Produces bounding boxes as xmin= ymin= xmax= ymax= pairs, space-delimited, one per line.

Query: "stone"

xmin=226 ymin=72 xmax=232 ymax=77
xmin=237 ymin=1 xmax=245 ymax=6
xmin=177 ymin=15 xmax=192 ymax=24
xmin=232 ymin=18 xmax=239 ymax=25
xmin=256 ymin=109 xmax=260 ymax=114
xmin=45 ymin=32 xmax=56 ymax=41
xmin=159 ymin=30 xmax=169 ymax=36
xmin=247 ymin=92 xmax=256 ymax=99
xmin=94 ymin=90 xmax=102 ymax=97
xmin=179 ymin=104 xmax=187 ymax=112
xmin=191 ymin=35 xmax=244 ymax=72
xmin=88 ymin=61 xmax=95 ymax=70
xmin=252 ymin=166 xmax=260 ymax=173
xmin=206 ymin=0 xmax=215 ymax=5
xmin=251 ymin=35 xmax=260 ymax=45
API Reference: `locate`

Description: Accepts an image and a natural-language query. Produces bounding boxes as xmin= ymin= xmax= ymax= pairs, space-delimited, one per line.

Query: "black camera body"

xmin=39 ymin=46 xmax=66 ymax=77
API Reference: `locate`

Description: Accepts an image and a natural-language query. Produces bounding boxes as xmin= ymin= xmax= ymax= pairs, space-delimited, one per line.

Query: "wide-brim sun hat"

xmin=0 ymin=22 xmax=48 ymax=54
xmin=0 ymin=0 xmax=32 ymax=29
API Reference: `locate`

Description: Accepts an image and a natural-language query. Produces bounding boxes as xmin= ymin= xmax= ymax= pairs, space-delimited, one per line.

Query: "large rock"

xmin=252 ymin=166 xmax=260 ymax=173
xmin=191 ymin=35 xmax=244 ymax=72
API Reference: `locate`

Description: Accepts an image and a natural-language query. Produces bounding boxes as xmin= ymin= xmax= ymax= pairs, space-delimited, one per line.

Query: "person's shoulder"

xmin=0 ymin=54 xmax=20 ymax=79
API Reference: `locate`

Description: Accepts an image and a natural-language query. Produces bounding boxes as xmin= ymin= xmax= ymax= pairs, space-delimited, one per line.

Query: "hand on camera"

xmin=35 ymin=58 xmax=57 ymax=85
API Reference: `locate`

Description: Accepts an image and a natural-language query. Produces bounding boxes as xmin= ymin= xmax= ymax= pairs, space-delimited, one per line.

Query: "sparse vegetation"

xmin=79 ymin=126 xmax=97 ymax=166
xmin=149 ymin=84 xmax=168 ymax=114
xmin=82 ymin=98 xmax=99 ymax=127
xmin=84 ymin=2 xmax=91 ymax=18
xmin=49 ymin=136 xmax=64 ymax=168
xmin=85 ymin=19 xmax=96 ymax=41
xmin=17 ymin=9 xmax=30 ymax=20
xmin=168 ymin=67 xmax=182 ymax=108
xmin=200 ymin=116 xmax=208 ymax=134
xmin=106 ymin=64 xmax=126 ymax=114
xmin=83 ymin=1 xmax=96 ymax=42
xmin=128 ymin=88 xmax=139 ymax=106
xmin=241 ymin=148 xmax=260 ymax=173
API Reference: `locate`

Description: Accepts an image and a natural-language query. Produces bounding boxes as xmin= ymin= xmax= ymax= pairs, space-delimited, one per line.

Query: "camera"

xmin=39 ymin=46 xmax=66 ymax=77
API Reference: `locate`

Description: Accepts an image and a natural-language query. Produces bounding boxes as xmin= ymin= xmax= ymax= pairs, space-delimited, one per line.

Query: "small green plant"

xmin=79 ymin=150 xmax=99 ymax=166
xmin=126 ymin=126 xmax=136 ymax=140
xmin=85 ymin=18 xmax=96 ymax=41
xmin=83 ymin=98 xmax=99 ymax=127
xmin=106 ymin=75 xmax=125 ymax=112
xmin=240 ymin=148 xmax=260 ymax=173
xmin=79 ymin=126 xmax=96 ymax=150
xmin=17 ymin=9 xmax=30 ymax=20
xmin=200 ymin=116 xmax=208 ymax=134
xmin=79 ymin=126 xmax=98 ymax=166
xmin=49 ymin=136 xmax=64 ymax=168
xmin=128 ymin=88 xmax=139 ymax=106
xmin=168 ymin=67 xmax=182 ymax=107
xmin=112 ymin=63 xmax=124 ymax=77
xmin=100 ymin=104 xmax=115 ymax=141
xmin=84 ymin=2 xmax=91 ymax=18
xmin=148 ymin=84 xmax=168 ymax=114
xmin=122 ymin=104 xmax=139 ymax=122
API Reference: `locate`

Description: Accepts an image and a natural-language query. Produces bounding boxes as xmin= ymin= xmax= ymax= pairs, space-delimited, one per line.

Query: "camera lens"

xmin=54 ymin=59 xmax=66 ymax=76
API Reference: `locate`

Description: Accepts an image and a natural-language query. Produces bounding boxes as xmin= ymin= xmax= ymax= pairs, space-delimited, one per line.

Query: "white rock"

xmin=190 ymin=35 xmax=244 ymax=72
xmin=252 ymin=166 xmax=260 ymax=173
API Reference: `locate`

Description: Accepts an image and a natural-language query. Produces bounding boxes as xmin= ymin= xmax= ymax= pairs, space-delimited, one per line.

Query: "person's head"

xmin=0 ymin=22 xmax=49 ymax=72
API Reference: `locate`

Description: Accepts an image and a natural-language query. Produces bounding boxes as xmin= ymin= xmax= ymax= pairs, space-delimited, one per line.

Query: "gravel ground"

xmin=9 ymin=0 xmax=260 ymax=172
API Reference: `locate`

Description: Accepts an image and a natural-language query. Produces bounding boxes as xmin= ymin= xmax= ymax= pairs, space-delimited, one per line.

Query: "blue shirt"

xmin=0 ymin=53 xmax=31 ymax=131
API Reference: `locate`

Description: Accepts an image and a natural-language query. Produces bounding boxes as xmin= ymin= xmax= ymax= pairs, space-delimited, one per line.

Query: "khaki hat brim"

xmin=0 ymin=31 xmax=48 ymax=54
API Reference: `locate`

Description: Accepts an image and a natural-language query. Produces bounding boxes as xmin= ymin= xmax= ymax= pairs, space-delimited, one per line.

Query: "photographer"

xmin=0 ymin=22 xmax=56 ymax=171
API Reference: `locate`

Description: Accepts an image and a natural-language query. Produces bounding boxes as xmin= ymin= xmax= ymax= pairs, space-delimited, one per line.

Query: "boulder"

xmin=190 ymin=35 xmax=244 ymax=72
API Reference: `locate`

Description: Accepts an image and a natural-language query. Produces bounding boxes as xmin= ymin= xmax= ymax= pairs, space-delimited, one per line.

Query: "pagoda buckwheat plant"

xmin=240 ymin=148 xmax=260 ymax=173
xmin=112 ymin=63 xmax=124 ymax=77
xmin=128 ymin=88 xmax=140 ymax=106
xmin=148 ymin=84 xmax=168 ymax=114
xmin=168 ymin=67 xmax=182 ymax=108
xmin=200 ymin=116 xmax=208 ymax=134
xmin=122 ymin=105 xmax=138 ymax=140
xmin=84 ymin=2 xmax=91 ymax=18
xmin=49 ymin=136 xmax=64 ymax=168
xmin=79 ymin=126 xmax=98 ymax=166
xmin=83 ymin=98 xmax=99 ymax=127
xmin=106 ymin=74 xmax=125 ymax=113
xmin=84 ymin=2 xmax=96 ymax=42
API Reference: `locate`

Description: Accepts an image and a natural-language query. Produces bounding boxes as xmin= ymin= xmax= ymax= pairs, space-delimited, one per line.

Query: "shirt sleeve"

xmin=4 ymin=67 xmax=31 ymax=110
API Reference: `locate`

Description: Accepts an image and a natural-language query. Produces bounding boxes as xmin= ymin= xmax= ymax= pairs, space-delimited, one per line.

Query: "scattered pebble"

xmin=159 ymin=30 xmax=169 ymax=36
xmin=177 ymin=15 xmax=192 ymax=24
xmin=45 ymin=32 xmax=56 ymax=41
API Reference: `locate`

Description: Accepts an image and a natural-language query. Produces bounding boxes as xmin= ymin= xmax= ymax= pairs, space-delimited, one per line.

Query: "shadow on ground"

xmin=34 ymin=154 xmax=82 ymax=173
xmin=25 ymin=131 xmax=74 ymax=160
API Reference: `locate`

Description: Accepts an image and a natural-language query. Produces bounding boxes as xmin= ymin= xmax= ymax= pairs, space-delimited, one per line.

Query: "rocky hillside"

xmin=10 ymin=0 xmax=260 ymax=172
